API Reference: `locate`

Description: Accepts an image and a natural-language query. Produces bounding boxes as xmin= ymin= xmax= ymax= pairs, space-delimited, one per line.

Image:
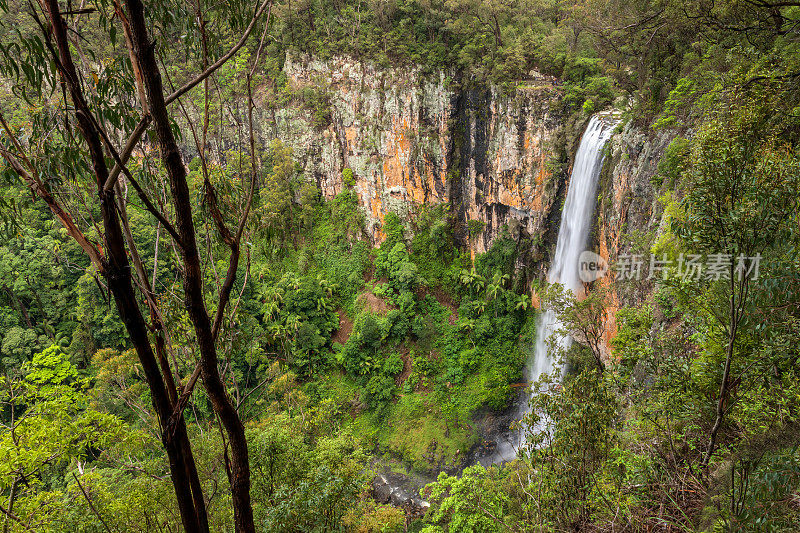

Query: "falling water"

xmin=477 ymin=115 xmax=617 ymax=465
xmin=527 ymin=115 xmax=618 ymax=385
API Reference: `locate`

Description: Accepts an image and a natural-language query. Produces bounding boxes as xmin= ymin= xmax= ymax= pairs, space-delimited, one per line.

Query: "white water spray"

xmin=527 ymin=115 xmax=618 ymax=385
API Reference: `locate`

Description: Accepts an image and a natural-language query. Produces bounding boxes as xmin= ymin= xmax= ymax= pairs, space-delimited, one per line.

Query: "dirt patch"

xmin=332 ymin=309 xmax=354 ymax=344
xmin=358 ymin=291 xmax=396 ymax=315
xmin=362 ymin=263 xmax=376 ymax=283
xmin=395 ymin=346 xmax=413 ymax=386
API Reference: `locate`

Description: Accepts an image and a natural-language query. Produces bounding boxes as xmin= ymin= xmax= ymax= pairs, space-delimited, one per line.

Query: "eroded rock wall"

xmin=593 ymin=125 xmax=675 ymax=354
xmin=258 ymin=53 xmax=564 ymax=251
xmin=453 ymin=87 xmax=563 ymax=252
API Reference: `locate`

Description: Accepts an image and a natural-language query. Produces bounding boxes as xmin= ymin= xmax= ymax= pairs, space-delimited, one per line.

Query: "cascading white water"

xmin=477 ymin=115 xmax=617 ymax=465
xmin=526 ymin=115 xmax=618 ymax=386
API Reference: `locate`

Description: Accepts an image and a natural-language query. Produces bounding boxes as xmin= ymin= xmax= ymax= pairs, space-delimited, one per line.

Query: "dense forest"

xmin=0 ymin=0 xmax=799 ymax=530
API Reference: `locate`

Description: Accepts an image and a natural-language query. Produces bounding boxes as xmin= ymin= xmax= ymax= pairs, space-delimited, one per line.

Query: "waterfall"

xmin=526 ymin=115 xmax=618 ymax=387
xmin=477 ymin=115 xmax=617 ymax=466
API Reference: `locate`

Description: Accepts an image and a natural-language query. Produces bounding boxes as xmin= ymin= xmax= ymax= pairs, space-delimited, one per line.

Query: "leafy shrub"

xmin=260 ymin=273 xmax=340 ymax=375
xmin=341 ymin=312 xmax=385 ymax=377
xmin=653 ymin=136 xmax=690 ymax=189
xmin=342 ymin=167 xmax=356 ymax=188
xmin=366 ymin=373 xmax=396 ymax=403
xmin=612 ymin=305 xmax=654 ymax=373
xmin=383 ymin=352 xmax=405 ymax=376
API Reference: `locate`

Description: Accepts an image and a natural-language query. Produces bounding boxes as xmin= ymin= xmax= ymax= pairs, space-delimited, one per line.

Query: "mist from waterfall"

xmin=476 ymin=115 xmax=617 ymax=466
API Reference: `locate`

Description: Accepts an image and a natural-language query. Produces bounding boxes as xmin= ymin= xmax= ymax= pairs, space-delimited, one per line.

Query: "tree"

xmin=670 ymin=103 xmax=799 ymax=470
xmin=542 ymin=282 xmax=609 ymax=372
xmin=524 ymin=367 xmax=618 ymax=529
xmin=0 ymin=345 xmax=127 ymax=530
xmin=422 ymin=464 xmax=513 ymax=533
xmin=0 ymin=0 xmax=273 ymax=530
xmin=258 ymin=139 xmax=296 ymax=245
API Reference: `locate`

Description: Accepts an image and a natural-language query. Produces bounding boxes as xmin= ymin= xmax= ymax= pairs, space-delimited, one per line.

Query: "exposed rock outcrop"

xmin=257 ymin=53 xmax=565 ymax=251
xmin=593 ymin=124 xmax=676 ymax=355
xmin=371 ymin=474 xmax=430 ymax=518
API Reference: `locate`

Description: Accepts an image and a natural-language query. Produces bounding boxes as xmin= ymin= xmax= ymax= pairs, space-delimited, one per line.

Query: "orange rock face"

xmin=267 ymin=53 xmax=564 ymax=251
xmin=593 ymin=126 xmax=675 ymax=363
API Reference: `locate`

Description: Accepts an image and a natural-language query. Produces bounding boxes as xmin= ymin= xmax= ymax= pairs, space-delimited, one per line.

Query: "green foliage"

xmin=25 ymin=344 xmax=78 ymax=388
xmin=423 ymin=465 xmax=510 ymax=533
xmin=250 ymin=420 xmax=370 ymax=531
xmin=342 ymin=167 xmax=356 ymax=188
xmin=0 ymin=345 xmax=131 ymax=528
xmin=1 ymin=326 xmax=43 ymax=369
xmin=341 ymin=312 xmax=386 ymax=378
xmin=654 ymin=78 xmax=698 ymax=129
xmin=473 ymin=228 xmax=520 ymax=282
xmin=383 ymin=352 xmax=404 ymax=376
xmin=298 ymin=84 xmax=333 ymax=129
xmin=524 ymin=368 xmax=618 ymax=528
xmin=652 ymin=136 xmax=690 ymax=188
xmin=260 ymin=272 xmax=340 ymax=375
xmin=366 ymin=373 xmax=397 ymax=404
xmin=466 ymin=220 xmax=485 ymax=241
xmin=709 ymin=448 xmax=800 ymax=530
xmin=257 ymin=139 xmax=307 ymax=249
xmin=409 ymin=205 xmax=463 ymax=288
xmin=266 ymin=0 xmax=607 ymax=85
xmin=378 ymin=243 xmax=421 ymax=294
xmin=673 ymin=108 xmax=798 ymax=257
xmin=612 ymin=305 xmax=654 ymax=374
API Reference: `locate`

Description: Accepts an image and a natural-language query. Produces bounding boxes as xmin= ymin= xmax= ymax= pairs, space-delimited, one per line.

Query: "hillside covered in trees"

xmin=0 ymin=0 xmax=799 ymax=531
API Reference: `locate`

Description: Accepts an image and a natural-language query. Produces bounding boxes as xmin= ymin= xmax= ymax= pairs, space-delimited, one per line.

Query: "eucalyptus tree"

xmin=671 ymin=102 xmax=799 ymax=471
xmin=0 ymin=0 xmax=273 ymax=530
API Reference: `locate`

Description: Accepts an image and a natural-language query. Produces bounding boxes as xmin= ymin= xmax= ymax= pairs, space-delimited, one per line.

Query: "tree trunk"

xmin=117 ymin=190 xmax=210 ymax=531
xmin=703 ymin=264 xmax=740 ymax=470
xmin=40 ymin=1 xmax=206 ymax=530
xmin=122 ymin=0 xmax=255 ymax=530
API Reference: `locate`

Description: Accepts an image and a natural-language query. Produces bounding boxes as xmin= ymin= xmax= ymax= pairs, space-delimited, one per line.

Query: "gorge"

xmin=240 ymin=54 xmax=669 ymax=474
xmin=4 ymin=0 xmax=799 ymax=527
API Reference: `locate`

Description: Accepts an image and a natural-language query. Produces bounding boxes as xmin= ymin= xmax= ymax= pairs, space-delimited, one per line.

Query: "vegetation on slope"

xmin=0 ymin=0 xmax=799 ymax=531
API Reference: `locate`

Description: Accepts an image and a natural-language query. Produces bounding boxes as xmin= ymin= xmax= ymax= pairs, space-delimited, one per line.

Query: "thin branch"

xmin=80 ymin=109 xmax=184 ymax=247
xmin=72 ymin=473 xmax=114 ymax=533
xmin=103 ymin=116 xmax=151 ymax=193
xmin=166 ymin=60 xmax=264 ymax=435
xmin=168 ymin=0 xmax=272 ymax=104
xmin=0 ymin=503 xmax=31 ymax=532
xmin=0 ymin=142 xmax=106 ymax=270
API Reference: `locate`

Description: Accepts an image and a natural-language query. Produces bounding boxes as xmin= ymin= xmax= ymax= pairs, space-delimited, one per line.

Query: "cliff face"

xmin=594 ymin=125 xmax=675 ymax=354
xmin=257 ymin=53 xmax=564 ymax=251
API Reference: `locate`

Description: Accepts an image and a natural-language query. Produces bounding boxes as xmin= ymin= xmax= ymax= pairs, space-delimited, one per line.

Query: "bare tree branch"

xmin=72 ymin=473 xmax=114 ymax=533
xmin=103 ymin=0 xmax=272 ymax=194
